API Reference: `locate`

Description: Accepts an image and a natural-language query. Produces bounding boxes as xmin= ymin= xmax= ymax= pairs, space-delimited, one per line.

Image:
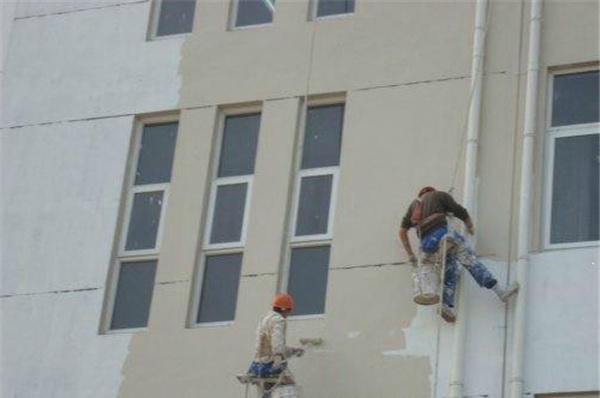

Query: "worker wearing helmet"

xmin=247 ymin=293 xmax=304 ymax=396
xmin=398 ymin=186 xmax=519 ymax=323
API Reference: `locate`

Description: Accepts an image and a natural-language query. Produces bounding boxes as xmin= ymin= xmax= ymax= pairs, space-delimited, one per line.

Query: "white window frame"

xmin=229 ymin=0 xmax=275 ymax=30
xmin=282 ymin=98 xmax=345 ymax=319
xmin=202 ymin=108 xmax=260 ymax=250
xmin=542 ymin=67 xmax=599 ymax=250
xmin=203 ymin=175 xmax=254 ymax=250
xmin=102 ymin=116 xmax=179 ymax=334
xmin=188 ymin=249 xmax=243 ymax=328
xmin=148 ymin=0 xmax=195 ymax=40
xmin=290 ymin=166 xmax=339 ymax=243
xmin=309 ymin=0 xmax=355 ymax=21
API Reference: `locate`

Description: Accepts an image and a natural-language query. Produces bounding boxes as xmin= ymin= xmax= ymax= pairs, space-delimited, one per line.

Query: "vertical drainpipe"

xmin=449 ymin=0 xmax=488 ymax=397
xmin=510 ymin=0 xmax=543 ymax=397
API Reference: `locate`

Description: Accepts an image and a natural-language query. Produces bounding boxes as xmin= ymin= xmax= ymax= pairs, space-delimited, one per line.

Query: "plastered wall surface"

xmin=526 ymin=248 xmax=599 ymax=393
xmin=2 ymin=0 xmax=598 ymax=397
xmin=1 ymin=117 xmax=133 ymax=397
xmin=3 ymin=0 xmax=182 ymax=127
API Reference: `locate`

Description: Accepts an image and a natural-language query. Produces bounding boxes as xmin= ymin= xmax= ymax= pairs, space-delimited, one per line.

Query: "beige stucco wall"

xmin=117 ymin=1 xmax=598 ymax=397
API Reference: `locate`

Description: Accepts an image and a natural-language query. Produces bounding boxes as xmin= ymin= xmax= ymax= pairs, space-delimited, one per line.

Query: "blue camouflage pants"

xmin=420 ymin=225 xmax=497 ymax=308
xmin=247 ymin=361 xmax=286 ymax=398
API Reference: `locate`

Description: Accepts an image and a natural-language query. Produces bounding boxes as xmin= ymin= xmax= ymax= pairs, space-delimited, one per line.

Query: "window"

xmin=204 ymin=113 xmax=260 ymax=249
xmin=106 ymin=121 xmax=179 ymax=331
xmin=196 ymin=254 xmax=243 ymax=323
xmin=287 ymin=103 xmax=344 ymax=316
xmin=313 ymin=0 xmax=354 ymax=19
xmin=288 ymin=246 xmax=330 ymax=316
xmin=152 ymin=0 xmax=196 ymax=38
xmin=545 ymin=70 xmax=599 ymax=247
xmin=192 ymin=111 xmax=261 ymax=325
xmin=231 ymin=0 xmax=274 ymax=28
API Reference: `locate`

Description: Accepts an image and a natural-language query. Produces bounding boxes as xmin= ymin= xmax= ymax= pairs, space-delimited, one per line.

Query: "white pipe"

xmin=510 ymin=0 xmax=543 ymax=397
xmin=449 ymin=0 xmax=488 ymax=397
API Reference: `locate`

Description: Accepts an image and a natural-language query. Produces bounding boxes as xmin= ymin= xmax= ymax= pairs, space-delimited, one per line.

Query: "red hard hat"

xmin=418 ymin=186 xmax=436 ymax=197
xmin=272 ymin=293 xmax=294 ymax=310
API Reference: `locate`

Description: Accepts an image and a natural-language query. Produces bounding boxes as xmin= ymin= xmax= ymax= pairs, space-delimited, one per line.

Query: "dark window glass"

xmin=135 ymin=122 xmax=178 ymax=185
xmin=156 ymin=0 xmax=196 ymax=37
xmin=295 ymin=175 xmax=333 ymax=236
xmin=111 ymin=261 xmax=157 ymax=330
xmin=551 ymin=134 xmax=599 ymax=244
xmin=301 ymin=104 xmax=344 ymax=169
xmin=235 ymin=0 xmax=274 ymax=27
xmin=125 ymin=191 xmax=164 ymax=251
xmin=317 ymin=0 xmax=354 ymax=17
xmin=210 ymin=183 xmax=248 ymax=244
xmin=552 ymin=71 xmax=599 ymax=127
xmin=218 ymin=114 xmax=260 ymax=177
xmin=288 ymin=246 xmax=330 ymax=316
xmin=197 ymin=254 xmax=243 ymax=323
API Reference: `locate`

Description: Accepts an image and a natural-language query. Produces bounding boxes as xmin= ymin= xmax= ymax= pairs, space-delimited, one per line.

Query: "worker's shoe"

xmin=492 ymin=282 xmax=520 ymax=302
xmin=441 ymin=305 xmax=456 ymax=323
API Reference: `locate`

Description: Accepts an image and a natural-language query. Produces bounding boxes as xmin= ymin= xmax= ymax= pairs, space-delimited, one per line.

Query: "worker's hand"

xmin=293 ymin=348 xmax=304 ymax=357
xmin=409 ymin=254 xmax=418 ymax=267
xmin=273 ymin=354 xmax=284 ymax=366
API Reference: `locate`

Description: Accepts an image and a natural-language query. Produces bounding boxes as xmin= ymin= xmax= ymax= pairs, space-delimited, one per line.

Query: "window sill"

xmin=101 ymin=327 xmax=148 ymax=335
xmin=190 ymin=321 xmax=235 ymax=328
xmin=148 ymin=32 xmax=191 ymax=42
xmin=543 ymin=240 xmax=599 ymax=252
xmin=312 ymin=12 xmax=354 ymax=21
xmin=229 ymin=22 xmax=273 ymax=32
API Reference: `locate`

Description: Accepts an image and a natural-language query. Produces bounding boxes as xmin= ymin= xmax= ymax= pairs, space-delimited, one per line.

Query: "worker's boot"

xmin=441 ymin=305 xmax=456 ymax=323
xmin=492 ymin=282 xmax=520 ymax=302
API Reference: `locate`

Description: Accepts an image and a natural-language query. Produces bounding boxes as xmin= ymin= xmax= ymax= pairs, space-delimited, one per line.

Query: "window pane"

xmin=295 ymin=175 xmax=333 ymax=236
xmin=301 ymin=104 xmax=344 ymax=169
xmin=197 ymin=254 xmax=243 ymax=323
xmin=111 ymin=261 xmax=157 ymax=330
xmin=156 ymin=0 xmax=196 ymax=36
xmin=210 ymin=183 xmax=248 ymax=244
xmin=317 ymin=0 xmax=354 ymax=17
xmin=551 ymin=134 xmax=599 ymax=244
xmin=235 ymin=0 xmax=274 ymax=27
xmin=552 ymin=71 xmax=599 ymax=127
xmin=135 ymin=122 xmax=178 ymax=185
xmin=288 ymin=246 xmax=330 ymax=316
xmin=218 ymin=114 xmax=260 ymax=177
xmin=125 ymin=191 xmax=164 ymax=251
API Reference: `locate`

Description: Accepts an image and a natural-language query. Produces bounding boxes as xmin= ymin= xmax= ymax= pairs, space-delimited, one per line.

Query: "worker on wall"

xmin=398 ymin=186 xmax=519 ymax=322
xmin=247 ymin=293 xmax=304 ymax=397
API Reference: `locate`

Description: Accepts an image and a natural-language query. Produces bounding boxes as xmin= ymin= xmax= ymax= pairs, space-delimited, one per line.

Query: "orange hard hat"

xmin=272 ymin=293 xmax=294 ymax=310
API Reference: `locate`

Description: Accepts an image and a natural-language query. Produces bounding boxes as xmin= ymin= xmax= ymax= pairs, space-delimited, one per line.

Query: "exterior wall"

xmin=1 ymin=0 xmax=598 ymax=398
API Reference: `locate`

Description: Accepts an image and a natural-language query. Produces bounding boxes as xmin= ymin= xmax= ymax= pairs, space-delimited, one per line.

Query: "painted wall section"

xmin=2 ymin=0 xmax=185 ymax=396
xmin=3 ymin=0 xmax=182 ymax=127
xmin=1 ymin=118 xmax=133 ymax=398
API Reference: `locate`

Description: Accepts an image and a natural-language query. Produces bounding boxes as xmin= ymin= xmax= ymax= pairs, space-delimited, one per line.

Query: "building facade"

xmin=1 ymin=0 xmax=598 ymax=397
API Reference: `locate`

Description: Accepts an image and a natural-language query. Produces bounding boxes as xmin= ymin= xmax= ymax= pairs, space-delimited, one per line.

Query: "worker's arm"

xmin=399 ymin=227 xmax=417 ymax=265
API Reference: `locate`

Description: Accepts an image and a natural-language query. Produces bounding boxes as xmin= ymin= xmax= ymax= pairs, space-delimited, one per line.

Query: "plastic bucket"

xmin=412 ymin=264 xmax=440 ymax=305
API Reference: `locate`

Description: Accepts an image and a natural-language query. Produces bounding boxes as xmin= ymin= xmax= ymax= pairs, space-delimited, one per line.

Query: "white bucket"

xmin=412 ymin=264 xmax=440 ymax=305
xmin=271 ymin=385 xmax=299 ymax=398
